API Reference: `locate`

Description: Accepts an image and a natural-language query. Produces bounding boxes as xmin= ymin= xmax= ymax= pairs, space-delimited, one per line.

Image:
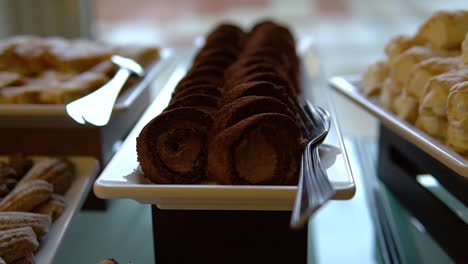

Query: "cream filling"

xmin=235 ymin=127 xmax=277 ymax=184
xmin=158 ymin=129 xmax=202 ymax=173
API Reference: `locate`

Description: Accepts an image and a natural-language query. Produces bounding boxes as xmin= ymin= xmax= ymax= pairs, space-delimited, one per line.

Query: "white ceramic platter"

xmin=0 ymin=156 xmax=100 ymax=264
xmin=94 ymin=40 xmax=356 ymax=211
xmin=329 ymin=75 xmax=468 ymax=178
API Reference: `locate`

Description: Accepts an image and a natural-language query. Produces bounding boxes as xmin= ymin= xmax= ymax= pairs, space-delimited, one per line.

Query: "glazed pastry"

xmin=362 ymin=60 xmax=389 ymax=96
xmin=0 ymin=227 xmax=38 ymax=263
xmin=380 ymin=78 xmax=401 ymax=111
xmin=137 ymin=107 xmax=214 ymax=184
xmin=405 ymin=56 xmax=460 ymax=99
xmin=208 ymin=113 xmax=302 ymax=185
xmin=416 ymin=10 xmax=468 ymax=49
xmin=0 ymin=212 xmax=51 ymax=238
xmin=0 ymin=180 xmax=53 ymax=212
xmin=18 ymin=158 xmax=75 ymax=195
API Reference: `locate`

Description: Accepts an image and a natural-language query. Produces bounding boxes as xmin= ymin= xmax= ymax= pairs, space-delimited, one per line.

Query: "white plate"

xmin=94 ymin=42 xmax=355 ymax=211
xmin=0 ymin=49 xmax=172 ymax=128
xmin=0 ymin=156 xmax=99 ymax=264
xmin=329 ymin=75 xmax=468 ymax=178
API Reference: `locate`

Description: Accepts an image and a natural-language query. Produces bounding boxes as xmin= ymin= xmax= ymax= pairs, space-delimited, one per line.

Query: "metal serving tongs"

xmin=66 ymin=55 xmax=145 ymax=126
xmin=290 ymin=99 xmax=335 ymax=229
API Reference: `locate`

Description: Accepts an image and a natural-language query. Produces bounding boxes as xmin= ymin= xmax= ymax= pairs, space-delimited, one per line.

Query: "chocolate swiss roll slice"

xmin=137 ymin=107 xmax=214 ymax=184
xmin=166 ymin=94 xmax=220 ymax=115
xmin=172 ymin=84 xmax=222 ymax=100
xmin=211 ymin=95 xmax=296 ymax=136
xmin=208 ymin=113 xmax=302 ymax=185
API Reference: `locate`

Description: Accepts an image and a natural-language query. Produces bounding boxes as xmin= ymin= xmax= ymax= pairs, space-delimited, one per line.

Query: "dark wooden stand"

xmin=151 ymin=206 xmax=308 ymax=264
xmin=377 ymin=125 xmax=468 ymax=262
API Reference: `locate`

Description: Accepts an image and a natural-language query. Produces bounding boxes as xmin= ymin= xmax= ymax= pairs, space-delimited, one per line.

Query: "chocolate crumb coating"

xmin=172 ymin=84 xmax=222 ymax=100
xmin=166 ymin=94 xmax=220 ymax=115
xmin=208 ymin=113 xmax=302 ymax=185
xmin=222 ymin=81 xmax=297 ymax=112
xmin=211 ymin=95 xmax=296 ymax=136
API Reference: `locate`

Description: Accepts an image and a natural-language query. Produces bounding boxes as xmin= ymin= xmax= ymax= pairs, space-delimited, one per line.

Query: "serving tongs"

xmin=66 ymin=55 xmax=145 ymax=126
xmin=290 ymin=99 xmax=335 ymax=229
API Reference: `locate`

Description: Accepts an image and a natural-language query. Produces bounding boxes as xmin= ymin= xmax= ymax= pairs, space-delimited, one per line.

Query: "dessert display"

xmin=0 ymin=36 xmax=159 ymax=104
xmin=362 ymin=10 xmax=468 ymax=156
xmin=137 ymin=21 xmax=304 ymax=185
xmin=0 ymin=154 xmax=76 ymax=263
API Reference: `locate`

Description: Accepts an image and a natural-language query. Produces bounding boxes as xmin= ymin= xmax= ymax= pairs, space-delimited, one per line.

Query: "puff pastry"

xmin=415 ymin=114 xmax=448 ymax=139
xmin=384 ymin=35 xmax=425 ymax=63
xmin=416 ymin=10 xmax=468 ymax=49
xmin=463 ymin=33 xmax=468 ymax=65
xmin=393 ymin=90 xmax=419 ymax=123
xmin=447 ymin=81 xmax=468 ymax=129
xmin=405 ymin=56 xmax=460 ymax=99
xmin=362 ymin=60 xmax=389 ymax=96
xmin=390 ymin=46 xmax=446 ymax=86
xmin=379 ymin=78 xmax=401 ymax=111
xmin=419 ymin=69 xmax=468 ymax=117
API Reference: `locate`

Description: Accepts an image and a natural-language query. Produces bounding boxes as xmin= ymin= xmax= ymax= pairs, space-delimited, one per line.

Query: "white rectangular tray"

xmin=94 ymin=43 xmax=355 ymax=211
xmin=329 ymin=75 xmax=468 ymax=178
xmin=0 ymin=156 xmax=99 ymax=264
xmin=0 ymin=49 xmax=172 ymax=128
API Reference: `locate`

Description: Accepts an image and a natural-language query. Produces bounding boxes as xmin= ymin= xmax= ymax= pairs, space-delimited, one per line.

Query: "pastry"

xmin=463 ymin=33 xmax=468 ymax=65
xmin=393 ymin=90 xmax=419 ymax=123
xmin=362 ymin=60 xmax=389 ymax=96
xmin=0 ymin=72 xmax=25 ymax=88
xmin=384 ymin=35 xmax=425 ymax=63
xmin=405 ymin=56 xmax=460 ymax=99
xmin=10 ymin=253 xmax=35 ymax=264
xmin=0 ymin=180 xmax=53 ymax=212
xmin=416 ymin=10 xmax=468 ymax=49
xmin=0 ymin=227 xmax=38 ymax=263
xmin=390 ymin=46 xmax=447 ymax=86
xmin=7 ymin=154 xmax=32 ymax=179
xmin=0 ymin=212 xmax=51 ymax=238
xmin=447 ymin=81 xmax=468 ymax=154
xmin=208 ymin=113 xmax=302 ymax=185
xmin=211 ymin=96 xmax=296 ymax=136
xmin=18 ymin=158 xmax=75 ymax=195
xmin=32 ymin=194 xmax=66 ymax=222
xmin=419 ymin=69 xmax=468 ymax=117
xmin=137 ymin=107 xmax=214 ymax=184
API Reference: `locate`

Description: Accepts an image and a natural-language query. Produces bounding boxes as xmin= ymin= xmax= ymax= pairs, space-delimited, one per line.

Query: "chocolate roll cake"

xmin=207 ymin=21 xmax=304 ymax=185
xmin=137 ymin=24 xmax=245 ymax=184
xmin=138 ymin=21 xmax=304 ymax=185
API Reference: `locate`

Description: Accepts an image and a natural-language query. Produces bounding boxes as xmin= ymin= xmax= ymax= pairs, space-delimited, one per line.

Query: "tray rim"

xmin=0 ymin=155 xmax=99 ymax=264
xmin=94 ymin=46 xmax=356 ymax=211
xmin=0 ymin=48 xmax=172 ymax=117
xmin=329 ymin=75 xmax=468 ymax=178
